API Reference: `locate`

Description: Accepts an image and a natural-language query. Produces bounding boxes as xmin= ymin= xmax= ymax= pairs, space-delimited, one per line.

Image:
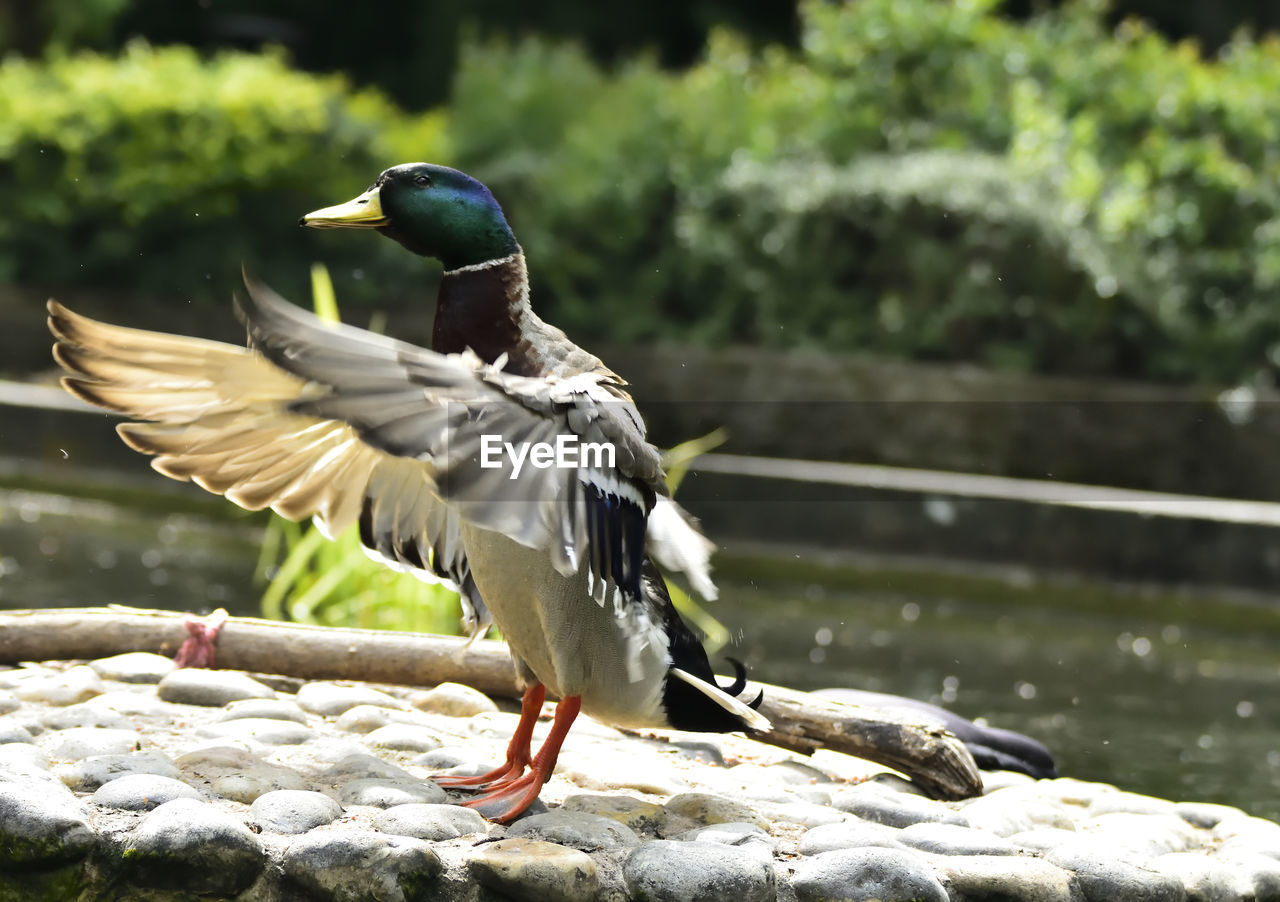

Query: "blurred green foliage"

xmin=450 ymin=0 xmax=1280 ymax=384
xmin=4 ymin=1 xmax=1280 ymax=384
xmin=6 ymin=0 xmax=1277 ymax=107
xmin=256 ymin=512 xmax=465 ymax=634
xmin=0 ymin=0 xmax=800 ymax=110
xmin=0 ymin=42 xmax=447 ymax=301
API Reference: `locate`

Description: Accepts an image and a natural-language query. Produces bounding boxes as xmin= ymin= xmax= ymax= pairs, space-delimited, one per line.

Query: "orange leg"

xmin=434 ymin=683 xmax=545 ymax=789
xmin=463 ymin=695 xmax=581 ymax=824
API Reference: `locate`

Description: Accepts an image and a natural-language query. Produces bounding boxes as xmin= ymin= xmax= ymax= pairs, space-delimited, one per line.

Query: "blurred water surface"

xmin=2 ymin=481 xmax=1277 ymax=823
xmin=712 ymin=570 xmax=1280 ymax=823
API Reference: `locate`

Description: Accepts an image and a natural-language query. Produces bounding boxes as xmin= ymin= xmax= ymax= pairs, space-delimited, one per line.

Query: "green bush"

xmin=447 ymin=39 xmax=685 ymax=342
xmin=7 ymin=1 xmax=1280 ymax=385
xmin=448 ymin=0 xmax=1280 ymax=384
xmin=0 ymin=42 xmax=447 ymax=304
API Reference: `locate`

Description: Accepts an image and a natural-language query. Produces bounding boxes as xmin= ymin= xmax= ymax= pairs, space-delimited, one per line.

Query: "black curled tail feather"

xmin=720 ymin=657 xmax=764 ymax=711
xmin=646 ymin=561 xmax=765 ymax=733
xmin=722 ymin=657 xmax=748 ymax=696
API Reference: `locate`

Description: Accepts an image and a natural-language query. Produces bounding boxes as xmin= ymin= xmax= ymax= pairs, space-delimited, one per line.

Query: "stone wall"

xmin=599 ymin=344 xmax=1280 ymax=502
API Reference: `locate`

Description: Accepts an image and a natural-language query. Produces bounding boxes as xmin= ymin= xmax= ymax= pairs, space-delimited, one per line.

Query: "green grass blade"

xmin=260 ymin=525 xmax=329 ymax=620
xmin=310 ymin=263 xmax=340 ymax=324
xmin=663 ymin=428 xmax=728 ymax=495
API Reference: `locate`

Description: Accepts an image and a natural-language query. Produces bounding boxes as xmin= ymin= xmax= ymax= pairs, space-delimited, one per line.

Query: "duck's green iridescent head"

xmin=301 ymin=163 xmax=519 ymax=271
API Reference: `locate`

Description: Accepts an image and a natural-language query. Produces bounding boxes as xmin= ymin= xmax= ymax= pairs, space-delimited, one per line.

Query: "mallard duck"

xmin=48 ymin=162 xmax=768 ymax=822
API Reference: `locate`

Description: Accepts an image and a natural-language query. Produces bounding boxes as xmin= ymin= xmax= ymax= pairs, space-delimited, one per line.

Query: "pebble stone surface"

xmin=1 ymin=657 xmax=1279 ymax=901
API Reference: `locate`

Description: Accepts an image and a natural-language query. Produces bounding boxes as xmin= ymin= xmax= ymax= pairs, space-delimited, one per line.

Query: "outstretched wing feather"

xmin=47 ymin=299 xmax=485 ymax=633
xmin=50 ymin=277 xmax=719 ymax=622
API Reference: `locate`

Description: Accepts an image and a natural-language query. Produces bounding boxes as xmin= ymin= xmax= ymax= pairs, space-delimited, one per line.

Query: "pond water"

xmin=2 ymin=482 xmax=1278 ymax=823
xmin=711 ymin=566 xmax=1280 ymax=823
xmin=0 ymin=488 xmax=260 ymax=614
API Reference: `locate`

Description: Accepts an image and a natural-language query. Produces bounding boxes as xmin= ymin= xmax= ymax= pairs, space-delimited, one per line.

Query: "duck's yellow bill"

xmin=300 ymin=188 xmax=387 ymax=228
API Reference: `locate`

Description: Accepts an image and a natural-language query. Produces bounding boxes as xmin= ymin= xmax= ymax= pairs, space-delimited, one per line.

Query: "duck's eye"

xmin=414 ymin=175 xmax=431 ymax=187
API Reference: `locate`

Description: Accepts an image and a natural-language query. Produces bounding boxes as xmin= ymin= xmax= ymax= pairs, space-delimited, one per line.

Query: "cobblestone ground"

xmin=2 ymin=655 xmax=1279 ymax=901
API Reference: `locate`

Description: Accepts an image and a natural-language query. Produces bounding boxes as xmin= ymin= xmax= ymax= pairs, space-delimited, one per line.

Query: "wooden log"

xmin=0 ymin=606 xmax=982 ymax=799
xmin=0 ymin=606 xmax=519 ymax=697
xmin=754 ymin=685 xmax=982 ymax=801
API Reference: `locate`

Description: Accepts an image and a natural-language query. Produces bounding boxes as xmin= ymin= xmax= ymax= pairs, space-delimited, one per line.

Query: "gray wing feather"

xmin=238 ymin=275 xmax=666 ymax=602
xmin=48 ymin=296 xmax=493 ymax=636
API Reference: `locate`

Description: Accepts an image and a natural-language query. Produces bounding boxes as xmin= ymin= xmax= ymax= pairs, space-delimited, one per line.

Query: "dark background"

xmin=2 ymin=0 xmax=1275 ymax=108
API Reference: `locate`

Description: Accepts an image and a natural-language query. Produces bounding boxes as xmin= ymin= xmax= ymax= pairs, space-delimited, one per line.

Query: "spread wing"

xmin=48 ymin=276 xmax=718 ymax=622
xmin=48 ymin=298 xmax=490 ymax=634
xmin=235 ymin=275 xmax=667 ymax=607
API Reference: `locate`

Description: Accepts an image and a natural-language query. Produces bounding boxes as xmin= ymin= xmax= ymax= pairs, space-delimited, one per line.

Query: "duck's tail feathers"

xmin=645 ymin=497 xmax=718 ymax=601
xmin=669 ymin=666 xmax=771 ymax=734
